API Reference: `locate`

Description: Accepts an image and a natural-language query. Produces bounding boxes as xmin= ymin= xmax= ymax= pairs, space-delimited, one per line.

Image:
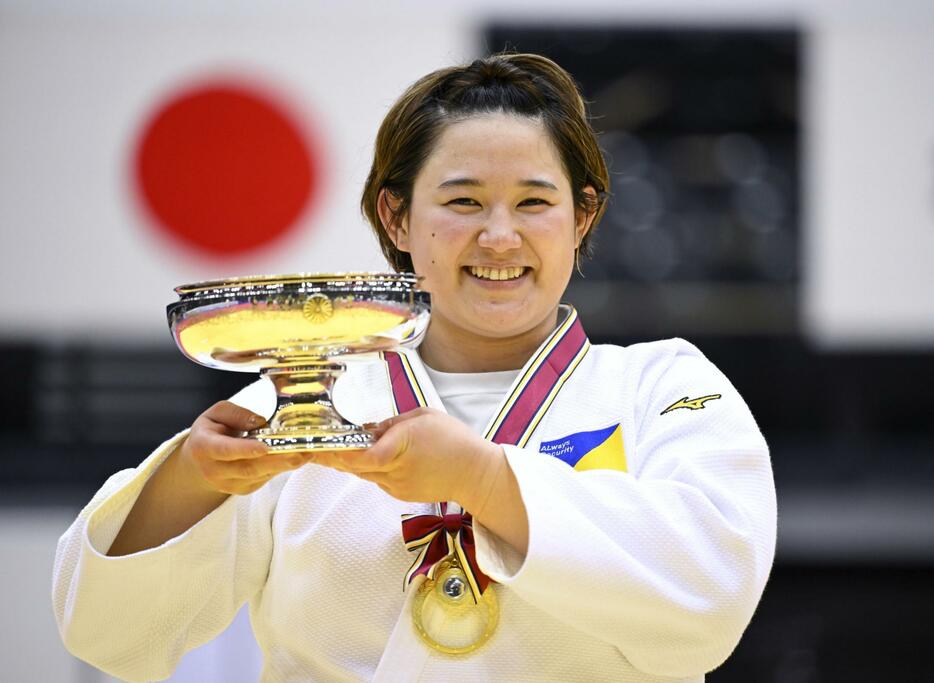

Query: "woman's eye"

xmin=446 ymin=197 xmax=480 ymax=207
xmin=519 ymin=198 xmax=549 ymax=207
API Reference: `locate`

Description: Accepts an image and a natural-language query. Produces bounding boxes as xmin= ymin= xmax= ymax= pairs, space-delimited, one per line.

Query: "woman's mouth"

xmin=465 ymin=265 xmax=528 ymax=282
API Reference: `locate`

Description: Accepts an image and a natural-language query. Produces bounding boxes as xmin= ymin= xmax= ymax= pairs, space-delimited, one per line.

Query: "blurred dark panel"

xmin=486 ymin=25 xmax=800 ymax=336
xmin=0 ymin=344 xmax=36 ymax=434
xmin=0 ymin=343 xmax=245 ymax=501
xmin=712 ymin=564 xmax=934 ymax=683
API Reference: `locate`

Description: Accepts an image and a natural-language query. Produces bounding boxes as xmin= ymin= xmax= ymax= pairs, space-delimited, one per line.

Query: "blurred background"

xmin=1 ymin=1 xmax=932 ymax=681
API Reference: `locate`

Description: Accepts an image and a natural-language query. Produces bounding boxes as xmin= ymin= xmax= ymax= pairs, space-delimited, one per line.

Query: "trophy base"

xmin=249 ymin=427 xmax=374 ymax=454
xmin=249 ymin=363 xmax=375 ymax=453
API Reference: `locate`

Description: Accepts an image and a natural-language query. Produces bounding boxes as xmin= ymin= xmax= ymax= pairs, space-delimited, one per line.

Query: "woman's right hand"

xmin=178 ymin=400 xmax=315 ymax=496
xmin=110 ymin=400 xmax=312 ymax=555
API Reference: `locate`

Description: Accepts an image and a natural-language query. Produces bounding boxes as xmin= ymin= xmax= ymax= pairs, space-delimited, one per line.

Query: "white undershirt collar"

xmin=421 ymin=361 xmax=520 ymax=435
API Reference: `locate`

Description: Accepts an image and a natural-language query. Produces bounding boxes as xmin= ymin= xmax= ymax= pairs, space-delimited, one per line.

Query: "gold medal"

xmin=411 ymin=557 xmax=499 ymax=655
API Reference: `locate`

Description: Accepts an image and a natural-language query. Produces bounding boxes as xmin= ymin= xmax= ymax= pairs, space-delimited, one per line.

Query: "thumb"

xmin=368 ymin=407 xmax=430 ymax=433
xmin=366 ymin=418 xmax=413 ymax=468
xmin=204 ymin=400 xmax=268 ymax=433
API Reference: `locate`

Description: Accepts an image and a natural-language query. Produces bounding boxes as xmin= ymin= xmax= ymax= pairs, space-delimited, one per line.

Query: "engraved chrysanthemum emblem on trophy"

xmin=167 ymin=273 xmax=430 ymax=452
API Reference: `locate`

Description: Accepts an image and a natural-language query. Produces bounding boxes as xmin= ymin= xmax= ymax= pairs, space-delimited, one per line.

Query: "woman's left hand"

xmin=305 ymin=407 xmax=502 ymax=507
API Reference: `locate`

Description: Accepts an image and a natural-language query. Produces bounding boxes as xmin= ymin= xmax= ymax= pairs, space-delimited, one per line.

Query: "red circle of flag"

xmin=134 ymin=81 xmax=318 ymax=256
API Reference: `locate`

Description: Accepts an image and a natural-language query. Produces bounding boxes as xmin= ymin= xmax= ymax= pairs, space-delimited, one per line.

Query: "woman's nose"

xmin=477 ymin=208 xmax=521 ymax=252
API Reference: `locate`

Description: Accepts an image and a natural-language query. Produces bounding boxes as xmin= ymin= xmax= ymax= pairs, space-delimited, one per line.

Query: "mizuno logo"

xmin=661 ymin=394 xmax=722 ymax=415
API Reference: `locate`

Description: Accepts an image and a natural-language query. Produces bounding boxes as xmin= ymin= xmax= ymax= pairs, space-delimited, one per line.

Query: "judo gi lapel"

xmin=383 ymin=304 xmax=590 ymax=447
xmin=383 ymin=345 xmax=444 ymax=414
xmin=480 ymin=304 xmax=590 ymax=447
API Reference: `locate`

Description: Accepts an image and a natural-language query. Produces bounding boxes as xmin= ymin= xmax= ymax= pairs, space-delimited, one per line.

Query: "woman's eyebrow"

xmin=519 ymin=179 xmax=558 ymax=191
xmin=437 ymin=177 xmax=481 ymax=189
xmin=437 ymin=178 xmax=558 ymax=190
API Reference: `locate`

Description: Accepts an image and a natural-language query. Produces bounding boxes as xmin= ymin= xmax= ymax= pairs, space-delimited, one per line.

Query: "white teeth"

xmin=468 ymin=266 xmax=525 ymax=281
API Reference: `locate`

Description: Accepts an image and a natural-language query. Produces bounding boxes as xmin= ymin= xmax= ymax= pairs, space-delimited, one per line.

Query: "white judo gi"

xmin=53 ymin=307 xmax=776 ymax=682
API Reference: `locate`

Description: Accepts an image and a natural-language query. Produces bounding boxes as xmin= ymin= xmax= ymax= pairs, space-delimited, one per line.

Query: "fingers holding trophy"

xmin=167 ymin=272 xmax=430 ymax=453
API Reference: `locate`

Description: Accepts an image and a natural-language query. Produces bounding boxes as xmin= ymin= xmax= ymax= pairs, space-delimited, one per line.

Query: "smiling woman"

xmin=361 ymin=55 xmax=608 ymax=372
xmin=53 ymin=53 xmax=776 ymax=683
xmin=384 ymin=113 xmax=595 ymax=372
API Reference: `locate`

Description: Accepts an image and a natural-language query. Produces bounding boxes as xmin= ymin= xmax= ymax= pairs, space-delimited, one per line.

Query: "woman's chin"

xmin=457 ymin=302 xmax=554 ymax=340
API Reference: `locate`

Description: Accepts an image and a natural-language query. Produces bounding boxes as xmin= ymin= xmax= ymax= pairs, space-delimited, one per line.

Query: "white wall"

xmin=805 ymin=23 xmax=934 ymax=348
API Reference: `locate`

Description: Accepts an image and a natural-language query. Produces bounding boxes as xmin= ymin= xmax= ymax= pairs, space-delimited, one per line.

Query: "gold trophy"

xmin=167 ymin=272 xmax=430 ymax=452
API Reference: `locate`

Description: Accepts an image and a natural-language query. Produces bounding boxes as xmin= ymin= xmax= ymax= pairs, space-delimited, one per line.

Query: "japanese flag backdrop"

xmin=0 ymin=5 xmax=472 ymax=342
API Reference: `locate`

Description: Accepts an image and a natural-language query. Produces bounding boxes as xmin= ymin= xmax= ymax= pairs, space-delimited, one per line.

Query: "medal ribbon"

xmin=385 ymin=307 xmax=590 ymax=603
xmin=400 ymin=502 xmax=489 ymax=602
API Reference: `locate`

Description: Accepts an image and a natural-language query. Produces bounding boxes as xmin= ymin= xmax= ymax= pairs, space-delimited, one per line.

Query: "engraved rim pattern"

xmin=175 ymin=271 xmax=420 ymax=295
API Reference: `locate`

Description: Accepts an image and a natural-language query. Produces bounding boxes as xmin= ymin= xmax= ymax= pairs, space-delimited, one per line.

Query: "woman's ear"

xmin=575 ymin=185 xmax=599 ymax=247
xmin=377 ymin=188 xmax=409 ymax=252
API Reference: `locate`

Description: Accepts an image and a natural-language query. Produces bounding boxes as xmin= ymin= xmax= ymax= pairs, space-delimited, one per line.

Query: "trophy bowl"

xmin=167 ymin=272 xmax=430 ymax=452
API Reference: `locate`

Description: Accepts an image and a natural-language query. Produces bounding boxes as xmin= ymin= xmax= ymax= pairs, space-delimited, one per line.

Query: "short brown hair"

xmin=361 ymin=53 xmax=610 ymax=272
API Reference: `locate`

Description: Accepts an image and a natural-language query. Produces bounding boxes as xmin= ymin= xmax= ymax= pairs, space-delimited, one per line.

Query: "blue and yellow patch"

xmin=538 ymin=423 xmax=627 ymax=473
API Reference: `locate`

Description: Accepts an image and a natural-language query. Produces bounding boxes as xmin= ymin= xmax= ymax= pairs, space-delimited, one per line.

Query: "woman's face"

xmin=387 ymin=113 xmax=593 ymax=343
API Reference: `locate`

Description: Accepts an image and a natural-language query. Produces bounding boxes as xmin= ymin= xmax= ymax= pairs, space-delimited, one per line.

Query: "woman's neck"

xmin=417 ymin=307 xmax=560 ymax=373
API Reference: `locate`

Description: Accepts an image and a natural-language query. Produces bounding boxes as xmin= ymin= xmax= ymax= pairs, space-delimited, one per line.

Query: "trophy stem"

xmin=251 ymin=362 xmax=373 ymax=452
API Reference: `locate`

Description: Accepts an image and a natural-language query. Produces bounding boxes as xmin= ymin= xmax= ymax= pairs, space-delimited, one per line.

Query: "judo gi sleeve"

xmin=52 ymin=380 xmax=282 ymax=682
xmin=475 ymin=339 xmax=777 ymax=678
